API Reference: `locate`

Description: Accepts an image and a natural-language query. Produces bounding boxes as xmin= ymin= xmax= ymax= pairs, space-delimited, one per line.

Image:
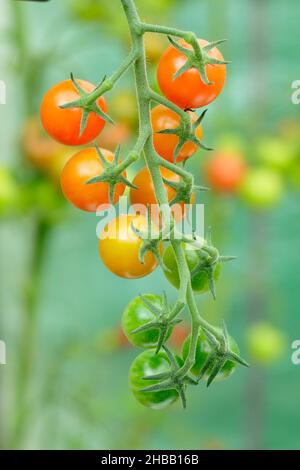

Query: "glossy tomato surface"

xmin=163 ymin=243 xmax=221 ymax=295
xmin=129 ymin=349 xmax=179 ymax=409
xmin=41 ymin=79 xmax=107 ymax=146
xmin=122 ymin=294 xmax=173 ymax=349
xmin=61 ymin=147 xmax=125 ymax=212
xmin=99 ymin=214 xmax=162 ymax=279
xmin=157 ymin=39 xmax=226 ymax=109
xmin=151 ymin=105 xmax=203 ymax=163
xmin=182 ymin=328 xmax=239 ymax=380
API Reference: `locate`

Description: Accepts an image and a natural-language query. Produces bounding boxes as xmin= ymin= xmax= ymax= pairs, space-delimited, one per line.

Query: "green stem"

xmin=158 ymin=157 xmax=194 ymax=183
xmin=149 ymin=90 xmax=189 ymax=122
xmin=120 ymin=0 xmax=223 ymax=380
xmin=141 ymin=22 xmax=194 ymax=43
xmin=86 ymin=49 xmax=138 ymax=105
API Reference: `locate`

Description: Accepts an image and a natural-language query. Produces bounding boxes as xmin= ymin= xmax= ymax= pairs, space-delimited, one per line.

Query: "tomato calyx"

xmin=157 ymin=109 xmax=211 ymax=163
xmin=131 ymin=209 xmax=165 ymax=269
xmin=184 ymin=230 xmax=236 ymax=299
xmin=132 ymin=293 xmax=184 ymax=353
xmin=197 ymin=323 xmax=249 ymax=387
xmin=86 ymin=145 xmax=137 ymax=204
xmin=168 ymin=36 xmax=228 ymax=85
xmin=163 ymin=175 xmax=209 ymax=207
xmin=60 ymin=74 xmax=114 ymax=135
xmin=140 ymin=346 xmax=197 ymax=409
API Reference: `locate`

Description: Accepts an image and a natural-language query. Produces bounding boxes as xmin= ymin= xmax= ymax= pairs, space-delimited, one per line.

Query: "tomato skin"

xmin=61 ymin=147 xmax=125 ymax=212
xmin=205 ymin=152 xmax=247 ymax=193
xmin=130 ymin=166 xmax=195 ymax=223
xmin=246 ymin=322 xmax=287 ymax=365
xmin=41 ymin=79 xmax=107 ymax=146
xmin=129 ymin=349 xmax=179 ymax=409
xmin=122 ymin=295 xmax=173 ymax=349
xmin=182 ymin=329 xmax=239 ymax=380
xmin=151 ymin=105 xmax=203 ymax=163
xmin=157 ymin=39 xmax=226 ymax=109
xmin=239 ymin=168 xmax=284 ymax=209
xmin=99 ymin=214 xmax=162 ymax=279
xmin=163 ymin=243 xmax=221 ymax=294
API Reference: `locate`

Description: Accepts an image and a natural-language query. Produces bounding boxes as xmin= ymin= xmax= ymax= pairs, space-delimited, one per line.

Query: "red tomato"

xmin=151 ymin=105 xmax=203 ymax=163
xmin=157 ymin=39 xmax=226 ymax=109
xmin=205 ymin=152 xmax=247 ymax=193
xmin=41 ymin=79 xmax=108 ymax=146
xmin=60 ymin=147 xmax=125 ymax=212
xmin=130 ymin=166 xmax=195 ymax=223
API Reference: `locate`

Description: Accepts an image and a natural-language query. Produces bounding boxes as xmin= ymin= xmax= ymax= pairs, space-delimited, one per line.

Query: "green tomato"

xmin=129 ymin=349 xmax=179 ymax=410
xmin=163 ymin=243 xmax=221 ymax=295
xmin=182 ymin=329 xmax=239 ymax=381
xmin=246 ymin=322 xmax=287 ymax=365
xmin=0 ymin=168 xmax=18 ymax=214
xmin=256 ymin=137 xmax=296 ymax=172
xmin=122 ymin=295 xmax=173 ymax=349
xmin=239 ymin=168 xmax=284 ymax=209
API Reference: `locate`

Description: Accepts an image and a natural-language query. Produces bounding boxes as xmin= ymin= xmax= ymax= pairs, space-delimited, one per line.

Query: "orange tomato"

xmin=205 ymin=152 xmax=247 ymax=193
xmin=151 ymin=105 xmax=203 ymax=163
xmin=61 ymin=147 xmax=125 ymax=212
xmin=41 ymin=79 xmax=107 ymax=146
xmin=130 ymin=166 xmax=195 ymax=223
xmin=157 ymin=39 xmax=226 ymax=109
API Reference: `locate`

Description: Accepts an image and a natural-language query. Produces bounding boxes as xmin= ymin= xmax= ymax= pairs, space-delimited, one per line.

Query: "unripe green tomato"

xmin=239 ymin=168 xmax=284 ymax=209
xmin=0 ymin=168 xmax=18 ymax=214
xmin=122 ymin=294 xmax=173 ymax=349
xmin=182 ymin=329 xmax=240 ymax=381
xmin=129 ymin=349 xmax=179 ymax=410
xmin=246 ymin=322 xmax=287 ymax=365
xmin=256 ymin=137 xmax=296 ymax=172
xmin=163 ymin=243 xmax=222 ymax=295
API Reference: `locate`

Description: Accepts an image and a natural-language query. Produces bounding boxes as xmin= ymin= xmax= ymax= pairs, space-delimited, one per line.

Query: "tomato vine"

xmin=41 ymin=0 xmax=249 ymax=409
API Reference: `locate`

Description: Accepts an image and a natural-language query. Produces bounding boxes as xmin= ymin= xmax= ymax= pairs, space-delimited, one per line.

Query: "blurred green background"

xmin=0 ymin=0 xmax=299 ymax=450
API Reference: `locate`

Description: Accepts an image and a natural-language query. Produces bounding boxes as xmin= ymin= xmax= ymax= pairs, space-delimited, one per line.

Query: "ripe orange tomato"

xmin=205 ymin=152 xmax=247 ymax=193
xmin=41 ymin=79 xmax=108 ymax=146
xmin=61 ymin=147 xmax=125 ymax=212
xmin=99 ymin=214 xmax=162 ymax=279
xmin=130 ymin=166 xmax=195 ymax=223
xmin=151 ymin=105 xmax=203 ymax=163
xmin=157 ymin=39 xmax=226 ymax=109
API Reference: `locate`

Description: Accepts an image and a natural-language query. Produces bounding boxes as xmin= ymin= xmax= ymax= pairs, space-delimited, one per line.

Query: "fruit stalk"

xmin=120 ymin=0 xmax=224 ymax=379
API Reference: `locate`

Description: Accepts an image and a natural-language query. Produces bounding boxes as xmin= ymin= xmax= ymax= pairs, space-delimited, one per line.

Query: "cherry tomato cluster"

xmin=40 ymin=0 xmax=247 ymax=410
